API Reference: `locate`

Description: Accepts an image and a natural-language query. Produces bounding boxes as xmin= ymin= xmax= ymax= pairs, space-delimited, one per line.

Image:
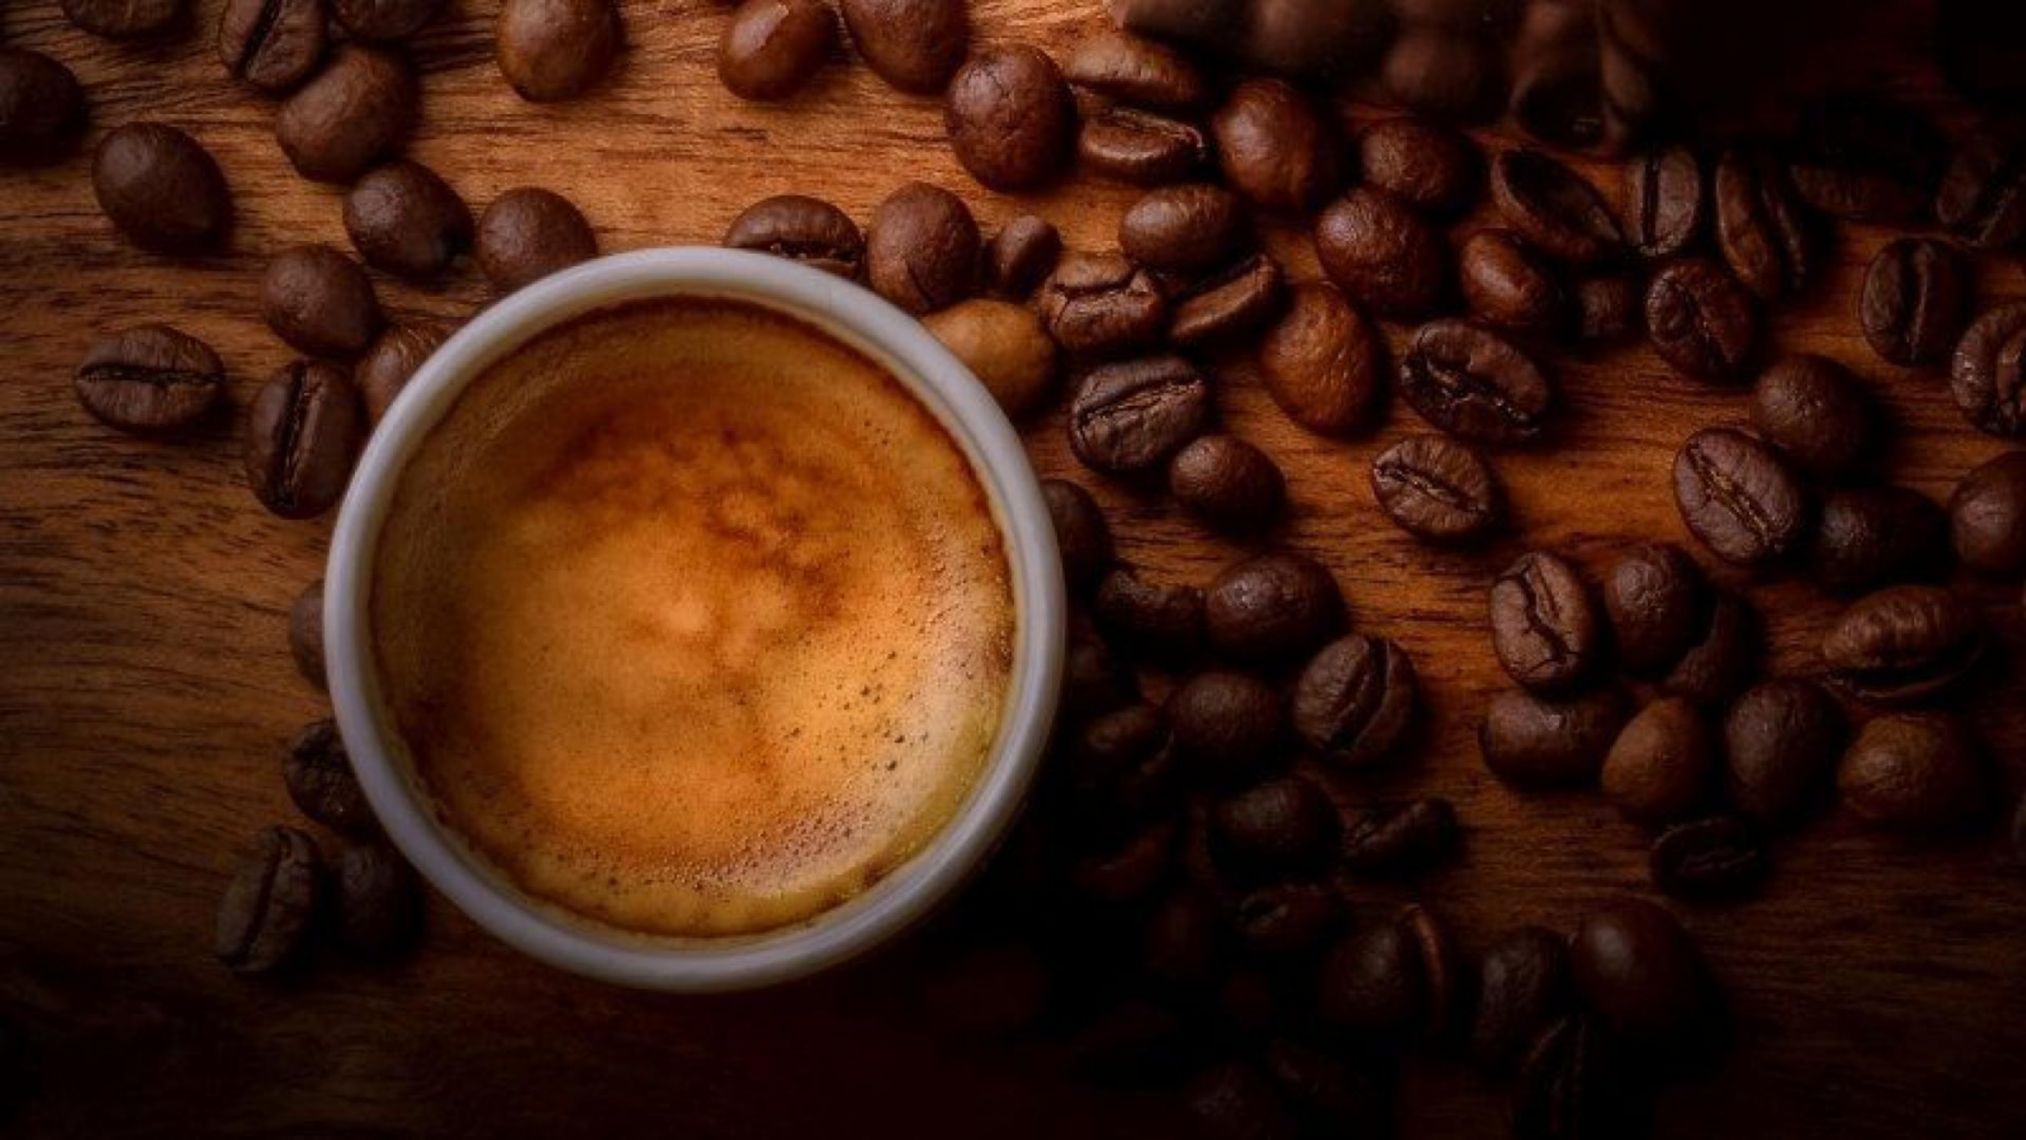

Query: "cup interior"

xmin=323 ymin=248 xmax=1065 ymax=991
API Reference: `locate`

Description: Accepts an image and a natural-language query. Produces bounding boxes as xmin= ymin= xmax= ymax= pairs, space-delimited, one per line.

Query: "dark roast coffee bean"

xmin=1204 ymin=552 xmax=1345 ymax=664
xmin=1839 ymin=712 xmax=1986 ymax=832
xmin=1214 ymin=777 xmax=1337 ymax=878
xmin=1076 ymin=103 xmax=1208 ymax=185
xmin=1170 ymin=254 xmax=1283 ymax=348
xmin=63 ymin=0 xmax=181 ymax=38
xmin=1573 ymin=274 xmax=1639 ymax=345
xmin=1358 ymin=115 xmax=1483 ymax=220
xmin=1292 ymin=634 xmax=1418 ymax=768
xmin=1478 ymin=686 xmax=1628 ymax=788
xmin=244 ymin=361 xmax=366 ymax=519
xmin=1787 ymin=98 xmax=1944 ymax=224
xmin=1723 ymin=679 xmax=1843 ymax=825
xmin=865 ymin=183 xmax=978 ymax=315
xmin=1749 ymin=355 xmax=1877 ymax=482
xmin=215 ymin=826 xmax=321 ymax=975
xmin=284 ymin=718 xmax=375 ymax=834
xmin=1380 ymin=24 xmax=1502 ymax=120
xmin=1168 ymin=435 xmax=1284 ymax=534
xmin=1185 ymin=1061 xmax=1301 ymax=1140
xmin=1713 ymin=148 xmax=1818 ymax=301
xmin=1120 ymin=184 xmax=1246 ymax=273
xmin=1952 ymin=302 xmax=2026 ymax=439
xmin=1212 ymin=78 xmax=1343 ymax=214
xmin=343 ymin=161 xmax=471 ymax=279
xmin=924 ymin=299 xmax=1058 ymax=418
xmin=1660 ymin=591 xmax=1760 ymax=708
xmin=1458 ymin=229 xmax=1566 ymax=338
xmin=1266 ymin=1039 xmax=1390 ymax=1132
xmin=986 ymin=215 xmax=1060 ymax=297
xmin=1821 ymin=585 xmax=1984 ymax=705
xmin=1402 ymin=903 xmax=1461 ymax=1042
xmin=1037 ymin=253 xmax=1166 ymax=357
xmin=1650 ymin=815 xmax=1769 ymax=902
xmin=839 ymin=0 xmax=966 ymax=94
xmin=1063 ymin=620 xmax=1137 ymax=719
xmin=1811 ymin=487 xmax=1950 ymax=594
xmin=334 ymin=841 xmax=422 ymax=959
xmin=946 ymin=45 xmax=1075 ymax=192
xmin=1601 ymin=697 xmax=1714 ymax=826
xmin=1860 ymin=238 xmax=1969 ymax=367
xmin=1314 ymin=187 xmax=1449 ymax=319
xmin=334 ymin=0 xmax=441 ymax=41
xmin=1070 ymin=820 xmax=1176 ymax=903
xmin=276 ymin=45 xmax=417 ymax=183
xmin=357 ymin=322 xmax=447 ymax=423
xmin=1671 ymin=427 xmax=1808 ymax=567
xmin=92 ymin=124 xmax=231 ymax=255
xmin=1095 ymin=567 xmax=1203 ymax=658
xmin=495 ymin=0 xmax=621 ymax=102
xmin=717 ymin=0 xmax=834 ymax=102
xmin=218 ymin=0 xmax=327 ymax=94
xmin=1644 ymin=258 xmax=1759 ymax=382
xmin=1470 ymin=927 xmax=1572 ymax=1074
xmin=1625 ymin=145 xmax=1704 ymax=260
xmin=1062 ymin=27 xmax=1207 ymax=112
xmin=290 ymin=579 xmax=326 ymax=689
xmin=477 ymin=187 xmax=597 ymax=291
xmin=1513 ymin=1015 xmax=1640 ymax=1140
xmin=1951 ymin=452 xmax=2026 ymax=576
xmin=1601 ymin=543 xmax=1704 ymax=676
xmin=261 ymin=245 xmax=380 ymax=359
xmin=1937 ymin=128 xmax=2026 ymax=250
xmin=1041 ymin=478 xmax=1113 ymax=593
xmin=1256 ymin=283 xmax=1385 ymax=438
xmin=1570 ymin=897 xmax=1714 ymax=1042
xmin=1065 ymin=702 xmax=1175 ymax=825
xmin=1068 ymin=355 xmax=1209 ymax=476
xmin=1490 ymin=148 xmax=1622 ymax=266
xmin=1399 ymin=320 xmax=1555 ymax=445
xmin=1167 ymin=670 xmax=1282 ymax=786
xmin=0 ymin=48 xmax=86 ymax=167
xmin=1315 ymin=921 xmax=1425 ymax=1040
xmin=1489 ymin=551 xmax=1602 ymax=693
xmin=1142 ymin=888 xmax=1227 ymax=992
xmin=1506 ymin=0 xmax=1602 ymax=146
xmin=1237 ymin=883 xmax=1344 ymax=960
xmin=723 ymin=193 xmax=859 ymax=279
xmin=74 ymin=325 xmax=225 ymax=434
xmin=1339 ymin=799 xmax=1456 ymax=875
xmin=1371 ymin=434 xmax=1502 ymax=544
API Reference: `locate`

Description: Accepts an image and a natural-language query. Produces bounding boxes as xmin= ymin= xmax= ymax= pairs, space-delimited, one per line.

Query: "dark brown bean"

xmin=1076 ymin=103 xmax=1208 ymax=185
xmin=285 ymin=718 xmax=376 ymax=834
xmin=1952 ymin=302 xmax=2026 ymax=440
xmin=1069 ymin=821 xmax=1176 ymax=904
xmin=1936 ymin=127 xmax=2026 ymax=250
xmin=839 ymin=0 xmax=966 ymax=95
xmin=1315 ymin=921 xmax=1425 ymax=1041
xmin=1459 ymin=229 xmax=1566 ymax=338
xmin=1723 ymin=679 xmax=1844 ymax=825
xmin=215 ymin=826 xmax=321 ymax=975
xmin=1570 ymin=897 xmax=1715 ymax=1042
xmin=1037 ymin=252 xmax=1167 ymax=357
xmin=1237 ymin=884 xmax=1344 ymax=960
xmin=1292 ymin=634 xmax=1418 ymax=769
xmin=1095 ymin=567 xmax=1203 ymax=659
xmin=1061 ymin=28 xmax=1207 ymax=111
xmin=1142 ymin=889 xmax=1227 ymax=992
xmin=1601 ymin=543 xmax=1705 ymax=676
xmin=1371 ymin=434 xmax=1501 ymax=544
xmin=63 ymin=0 xmax=182 ymax=38
xmin=1168 ymin=434 xmax=1284 ymax=534
xmin=1490 ymin=148 xmax=1622 ymax=266
xmin=1402 ymin=903 xmax=1462 ymax=1041
xmin=1358 ymin=116 xmax=1483 ymax=219
xmin=1644 ymin=258 xmax=1759 ymax=383
xmin=1062 ymin=620 xmax=1138 ymax=720
xmin=0 ymin=48 xmax=87 ymax=167
xmin=275 ymin=45 xmax=417 ymax=183
xmin=723 ymin=193 xmax=860 ymax=279
xmin=1513 ymin=1015 xmax=1643 ymax=1140
xmin=1167 ymin=670 xmax=1283 ymax=788
xmin=1573 ymin=273 xmax=1640 ymax=345
xmin=1120 ymin=184 xmax=1246 ymax=273
xmin=1185 ymin=1061 xmax=1301 ymax=1140
xmin=865 ymin=182 xmax=978 ymax=315
xmin=74 ymin=325 xmax=226 ymax=434
xmin=495 ymin=0 xmax=621 ymax=102
xmin=1064 ymin=703 xmax=1175 ymax=824
xmin=717 ymin=0 xmax=834 ymax=102
xmin=1650 ymin=815 xmax=1770 ymax=902
xmin=357 ymin=322 xmax=448 ymax=423
xmin=1951 ymin=451 xmax=2026 ymax=577
xmin=1478 ymin=686 xmax=1628 ymax=788
xmin=244 ymin=360 xmax=366 ymax=520
xmin=1470 ymin=927 xmax=1572 ymax=1074
xmin=1256 ymin=283 xmax=1385 ymax=438
xmin=1314 ymin=187 xmax=1449 ymax=320
xmin=1839 ymin=712 xmax=1987 ymax=832
xmin=333 ymin=0 xmax=441 ymax=41
xmin=1212 ymin=78 xmax=1343 ymax=214
xmin=1787 ymin=98 xmax=1943 ymax=224
xmin=1339 ymin=799 xmax=1456 ymax=875
xmin=924 ymin=299 xmax=1058 ymax=419
xmin=1659 ymin=591 xmax=1761 ymax=708
xmin=260 ymin=245 xmax=380 ymax=359
xmin=945 ymin=45 xmax=1075 ymax=192
xmin=1749 ymin=355 xmax=1878 ymax=482
xmin=1170 ymin=253 xmax=1284 ymax=348
xmin=1821 ymin=585 xmax=1984 ymax=706
xmin=334 ymin=841 xmax=423 ymax=959
xmin=1398 ymin=319 xmax=1555 ymax=445
xmin=343 ymin=161 xmax=471 ymax=279
xmin=986 ymin=215 xmax=1060 ymax=297
xmin=1860 ymin=238 xmax=1970 ymax=367
xmin=290 ymin=579 xmax=326 ymax=690
xmin=1381 ymin=25 xmax=1502 ymax=123
xmin=477 ymin=187 xmax=598 ymax=291
xmin=1203 ymin=552 xmax=1346 ymax=664
xmin=1067 ymin=355 xmax=1210 ymax=476
xmin=1489 ymin=551 xmax=1601 ymax=693
xmin=1811 ymin=486 xmax=1951 ymax=594
xmin=1625 ymin=144 xmax=1705 ymax=260
xmin=92 ymin=124 xmax=232 ymax=255
xmin=1213 ymin=777 xmax=1338 ymax=879
xmin=1041 ymin=478 xmax=1113 ymax=593
xmin=219 ymin=0 xmax=328 ymax=94
xmin=1601 ymin=697 xmax=1715 ymax=826
xmin=1714 ymin=147 xmax=1819 ymax=301
xmin=1671 ymin=427 xmax=1809 ymax=567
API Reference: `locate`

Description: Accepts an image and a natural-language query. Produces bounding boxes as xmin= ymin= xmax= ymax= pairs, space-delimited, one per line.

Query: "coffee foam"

xmin=371 ymin=298 xmax=1014 ymax=938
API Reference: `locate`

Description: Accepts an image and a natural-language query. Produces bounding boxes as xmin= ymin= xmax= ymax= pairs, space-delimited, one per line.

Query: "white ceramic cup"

xmin=323 ymin=248 xmax=1066 ymax=992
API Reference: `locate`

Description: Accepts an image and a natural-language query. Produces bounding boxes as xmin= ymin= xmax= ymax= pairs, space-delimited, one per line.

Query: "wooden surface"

xmin=3 ymin=2 xmax=2024 ymax=1137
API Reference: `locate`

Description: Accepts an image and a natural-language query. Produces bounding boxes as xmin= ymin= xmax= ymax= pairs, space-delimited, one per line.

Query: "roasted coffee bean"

xmin=476 ymin=186 xmax=596 ymax=291
xmin=986 ymin=215 xmax=1059 ymax=297
xmin=1749 ymin=355 xmax=1877 ymax=482
xmin=334 ymin=841 xmax=422 ymax=959
xmin=1860 ymin=238 xmax=1969 ymax=367
xmin=1142 ymin=889 xmax=1227 ymax=992
xmin=1166 ymin=670 xmax=1283 ymax=787
xmin=1723 ymin=679 xmax=1843 ymax=825
xmin=1340 ymin=799 xmax=1456 ymax=875
xmin=1671 ymin=427 xmax=1808 ymax=566
xmin=1371 ymin=434 xmax=1502 ymax=545
xmin=1315 ymin=921 xmax=1425 ymax=1040
xmin=946 ymin=45 xmax=1075 ymax=192
xmin=1821 ymin=585 xmax=1984 ymax=705
xmin=1314 ymin=187 xmax=1449 ymax=319
xmin=1951 ymin=301 xmax=2026 ymax=439
xmin=1212 ymin=78 xmax=1343 ymax=214
xmin=1951 ymin=451 xmax=2026 ymax=577
xmin=723 ymin=193 xmax=859 ymax=279
xmin=865 ymin=183 xmax=978 ymax=315
xmin=343 ymin=161 xmax=471 ymax=279
xmin=1399 ymin=320 xmax=1555 ymax=445
xmin=218 ymin=0 xmax=327 ymax=93
xmin=1714 ymin=148 xmax=1818 ymax=301
xmin=1041 ymin=479 xmax=1113 ymax=593
xmin=1839 ymin=712 xmax=1987 ymax=832
xmin=244 ymin=360 xmax=366 ymax=519
xmin=1256 ymin=283 xmax=1385 ymax=438
xmin=261 ymin=245 xmax=380 ymax=359
xmin=1490 ymin=148 xmax=1622 ymax=266
xmin=1185 ymin=1061 xmax=1301 ymax=1140
xmin=1095 ymin=567 xmax=1204 ymax=658
xmin=74 ymin=325 xmax=226 ymax=434
xmin=1070 ymin=820 xmax=1176 ymax=903
xmin=1459 ymin=229 xmax=1566 ymax=338
xmin=1478 ymin=686 xmax=1628 ymax=788
xmin=1076 ymin=103 xmax=1208 ymax=185
xmin=1601 ymin=697 xmax=1715 ymax=826
xmin=1787 ymin=98 xmax=1944 ymax=223
xmin=1067 ymin=355 xmax=1209 ymax=476
xmin=1266 ymin=1038 xmax=1391 ymax=1132
xmin=1644 ymin=258 xmax=1759 ymax=382
xmin=1168 ymin=435 xmax=1284 ymax=534
xmin=284 ymin=718 xmax=375 ymax=834
xmin=1238 ymin=0 xmax=1390 ymax=75
xmin=1379 ymin=24 xmax=1502 ymax=121
xmin=496 ymin=0 xmax=620 ymax=102
xmin=1625 ymin=145 xmax=1704 ymax=260
xmin=1204 ymin=552 xmax=1345 ymax=664
xmin=1119 ymin=184 xmax=1246 ymax=273
xmin=1237 ymin=883 xmax=1344 ymax=960
xmin=1037 ymin=253 xmax=1167 ymax=357
xmin=1490 ymin=551 xmax=1601 ymax=693
xmin=290 ymin=579 xmax=326 ymax=689
xmin=1470 ymin=927 xmax=1572 ymax=1074
xmin=0 ymin=48 xmax=86 ymax=166
xmin=63 ymin=0 xmax=182 ymax=38
xmin=1292 ymin=634 xmax=1418 ymax=768
xmin=1170 ymin=254 xmax=1283 ymax=348
xmin=1062 ymin=27 xmax=1207 ymax=111
xmin=1571 ymin=897 xmax=1714 ymax=1042
xmin=1506 ymin=0 xmax=1603 ymax=147
xmin=1936 ymin=128 xmax=2026 ymax=249
xmin=276 ymin=45 xmax=417 ymax=183
xmin=1811 ymin=487 xmax=1950 ymax=594
xmin=839 ymin=0 xmax=966 ymax=94
xmin=357 ymin=322 xmax=447 ymax=423
xmin=1513 ymin=1016 xmax=1640 ymax=1140
xmin=334 ymin=0 xmax=441 ymax=40
xmin=1066 ymin=703 xmax=1174 ymax=824
xmin=1214 ymin=777 xmax=1338 ymax=878
xmin=1063 ymin=620 xmax=1137 ymax=719
xmin=1660 ymin=591 xmax=1760 ymax=708
xmin=1401 ymin=903 xmax=1461 ymax=1040
xmin=1358 ymin=116 xmax=1483 ymax=219
xmin=1601 ymin=543 xmax=1704 ymax=676
xmin=92 ymin=124 xmax=231 ymax=255
xmin=1573 ymin=274 xmax=1639 ymax=345
xmin=215 ymin=826 xmax=321 ymax=975
xmin=924 ymin=299 xmax=1058 ymax=419
xmin=717 ymin=0 xmax=834 ymax=102
xmin=1650 ymin=815 xmax=1769 ymax=902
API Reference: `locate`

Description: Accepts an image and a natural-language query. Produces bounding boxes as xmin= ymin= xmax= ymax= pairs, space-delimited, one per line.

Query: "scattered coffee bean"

xmin=1256 ymin=283 xmax=1385 ymax=438
xmin=1062 ymin=620 xmax=1137 ymax=720
xmin=1167 ymin=434 xmax=1284 ymax=534
xmin=1214 ymin=776 xmax=1338 ymax=879
xmin=1644 ymin=258 xmax=1759 ymax=382
xmin=1371 ymin=434 xmax=1502 ymax=544
xmin=1358 ymin=116 xmax=1483 ymax=220
xmin=1469 ymin=927 xmax=1572 ymax=1074
xmin=290 ymin=579 xmax=326 ymax=689
xmin=1066 ymin=703 xmax=1175 ymax=824
xmin=261 ymin=245 xmax=380 ymax=359
xmin=865 ymin=183 xmax=978 ymax=315
xmin=1714 ymin=147 xmax=1818 ymax=301
xmin=1292 ymin=634 xmax=1418 ymax=769
xmin=1119 ymin=184 xmax=1246 ymax=273
xmin=924 ymin=299 xmax=1058 ymax=419
xmin=1650 ymin=815 xmax=1769 ymax=902
xmin=1601 ymin=543 xmax=1704 ymax=676
xmin=1787 ymin=98 xmax=1943 ymax=224
xmin=477 ymin=186 xmax=597 ymax=291
xmin=1459 ymin=229 xmax=1566 ymax=338
xmin=357 ymin=322 xmax=447 ymax=423
xmin=1821 ymin=585 xmax=1984 ymax=705
xmin=1402 ymin=903 xmax=1462 ymax=1041
xmin=723 ymin=193 xmax=859 ymax=279
xmin=1723 ymin=679 xmax=1843 ymax=825
xmin=284 ymin=718 xmax=375 ymax=834
xmin=74 ymin=325 xmax=226 ymax=434
xmin=717 ymin=0 xmax=834 ymax=102
xmin=1811 ymin=486 xmax=1950 ymax=594
xmin=839 ymin=0 xmax=966 ymax=94
xmin=1399 ymin=319 xmax=1555 ymax=445
xmin=1490 ymin=550 xmax=1602 ymax=693
xmin=1068 ymin=354 xmax=1210 ymax=476
xmin=1839 ymin=712 xmax=1987 ymax=832
xmin=215 ymin=826 xmax=321 ymax=975
xmin=334 ymin=841 xmax=422 ymax=959
xmin=1211 ymin=78 xmax=1343 ymax=214
xmin=1601 ymin=697 xmax=1715 ymax=826
xmin=1950 ymin=450 xmax=2026 ymax=577
xmin=343 ymin=161 xmax=471 ymax=279
xmin=218 ymin=0 xmax=327 ymax=94
xmin=496 ymin=0 xmax=621 ymax=102
xmin=1625 ymin=144 xmax=1705 ymax=260
xmin=1314 ymin=187 xmax=1450 ymax=319
xmin=277 ymin=45 xmax=417 ymax=183
xmin=1340 ymin=799 xmax=1456 ymax=876
xmin=0 ymin=48 xmax=86 ymax=167
xmin=946 ymin=45 xmax=1075 ymax=192
xmin=1185 ymin=1061 xmax=1301 ymax=1140
xmin=1076 ymin=103 xmax=1208 ymax=185
xmin=1041 ymin=478 xmax=1113 ymax=593
xmin=1573 ymin=273 xmax=1640 ymax=345
xmin=1237 ymin=883 xmax=1344 ymax=960
xmin=1170 ymin=253 xmax=1283 ymax=348
xmin=91 ymin=124 xmax=232 ymax=255
xmin=1037 ymin=252 xmax=1166 ymax=357
xmin=1570 ymin=897 xmax=1714 ymax=1042
xmin=244 ymin=360 xmax=366 ymax=519
xmin=1204 ymin=552 xmax=1346 ymax=664
xmin=1478 ymin=686 xmax=1628 ymax=788
xmin=986 ymin=215 xmax=1059 ymax=297
xmin=1142 ymin=888 xmax=1226 ymax=992
xmin=1671 ymin=427 xmax=1808 ymax=566
xmin=1659 ymin=590 xmax=1760 ymax=708
xmin=1936 ymin=127 xmax=2026 ymax=250
xmin=1860 ymin=238 xmax=1969 ymax=367
xmin=1315 ymin=920 xmax=1425 ymax=1041
xmin=1095 ymin=567 xmax=1204 ymax=658
xmin=1490 ymin=148 xmax=1622 ymax=266
xmin=1513 ymin=1015 xmax=1641 ymax=1140
xmin=63 ymin=0 xmax=182 ymax=38
xmin=334 ymin=0 xmax=441 ymax=41
xmin=1062 ymin=27 xmax=1207 ymax=112
xmin=1167 ymin=670 xmax=1283 ymax=787
xmin=1951 ymin=301 xmax=2026 ymax=439
xmin=1749 ymin=355 xmax=1877 ymax=482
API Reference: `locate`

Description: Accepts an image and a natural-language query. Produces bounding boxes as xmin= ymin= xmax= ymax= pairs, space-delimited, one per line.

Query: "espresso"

xmin=371 ymin=298 xmax=1015 ymax=938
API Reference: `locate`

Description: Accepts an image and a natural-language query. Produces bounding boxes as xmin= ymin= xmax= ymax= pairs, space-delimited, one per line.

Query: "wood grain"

xmin=3 ymin=2 xmax=2024 ymax=1137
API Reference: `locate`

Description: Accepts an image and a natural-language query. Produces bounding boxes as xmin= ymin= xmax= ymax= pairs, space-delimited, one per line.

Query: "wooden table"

xmin=3 ymin=3 xmax=2022 ymax=1136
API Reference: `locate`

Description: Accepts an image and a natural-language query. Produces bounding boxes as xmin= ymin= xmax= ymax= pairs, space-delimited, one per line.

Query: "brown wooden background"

xmin=3 ymin=2 xmax=2023 ymax=1136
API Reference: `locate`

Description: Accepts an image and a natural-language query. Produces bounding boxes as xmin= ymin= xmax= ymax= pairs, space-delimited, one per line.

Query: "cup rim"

xmin=324 ymin=247 xmax=1065 ymax=992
